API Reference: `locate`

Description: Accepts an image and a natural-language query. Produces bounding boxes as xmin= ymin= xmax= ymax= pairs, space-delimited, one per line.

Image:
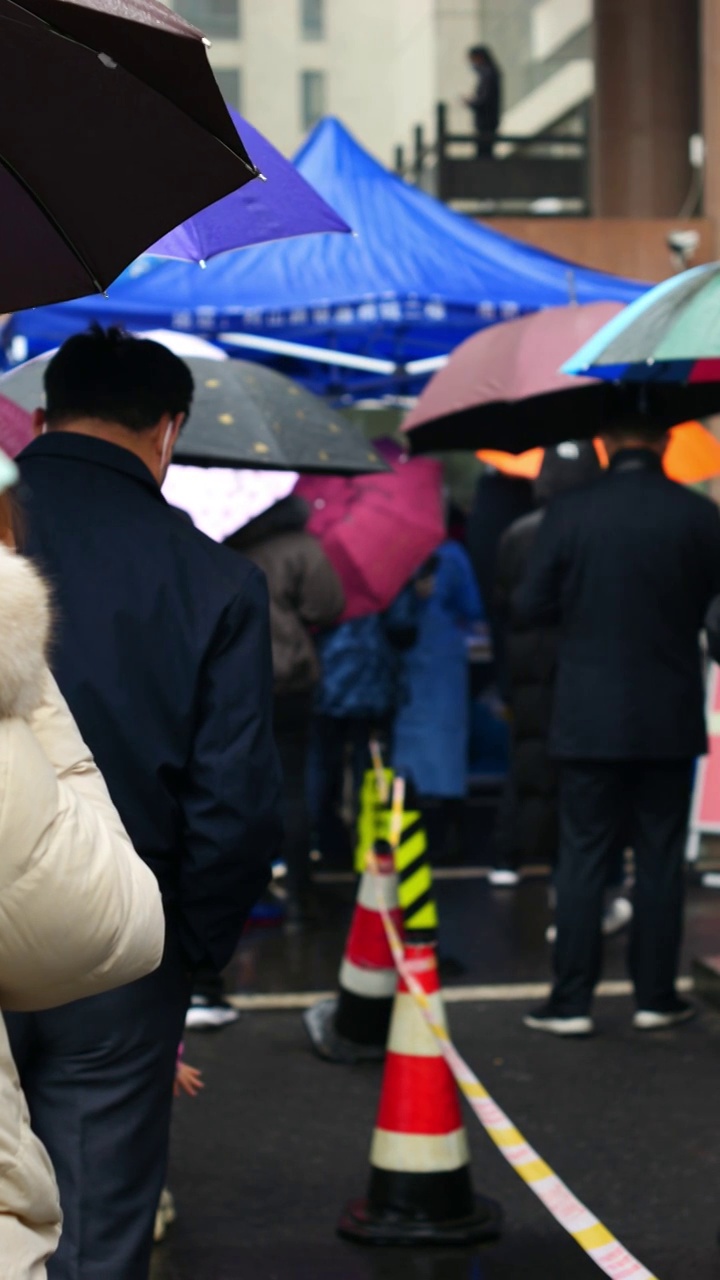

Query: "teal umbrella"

xmin=563 ymin=262 xmax=720 ymax=391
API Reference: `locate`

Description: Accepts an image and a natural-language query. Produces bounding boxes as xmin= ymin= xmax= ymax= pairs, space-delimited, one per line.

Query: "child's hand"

xmin=174 ymin=1062 xmax=204 ymax=1099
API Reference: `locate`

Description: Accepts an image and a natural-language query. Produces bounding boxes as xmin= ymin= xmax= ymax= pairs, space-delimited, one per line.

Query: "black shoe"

xmin=523 ymin=1002 xmax=594 ymax=1037
xmin=633 ymin=999 xmax=696 ymax=1031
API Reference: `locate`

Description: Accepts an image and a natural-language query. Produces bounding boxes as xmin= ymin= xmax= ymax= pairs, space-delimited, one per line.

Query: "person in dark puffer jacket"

xmin=488 ymin=442 xmax=632 ymax=939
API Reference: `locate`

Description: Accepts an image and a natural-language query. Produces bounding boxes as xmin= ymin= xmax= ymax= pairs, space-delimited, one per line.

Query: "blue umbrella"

xmin=147 ymin=107 xmax=351 ymax=263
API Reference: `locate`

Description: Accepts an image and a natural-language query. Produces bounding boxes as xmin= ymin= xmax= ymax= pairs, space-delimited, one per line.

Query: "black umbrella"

xmin=0 ymin=355 xmax=389 ymax=475
xmin=0 ymin=0 xmax=258 ymax=312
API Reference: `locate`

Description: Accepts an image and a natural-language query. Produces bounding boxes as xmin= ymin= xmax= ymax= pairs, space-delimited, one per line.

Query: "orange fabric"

xmin=478 ymin=422 xmax=720 ymax=486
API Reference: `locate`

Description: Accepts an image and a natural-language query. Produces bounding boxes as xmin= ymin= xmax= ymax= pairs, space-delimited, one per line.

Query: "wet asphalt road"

xmin=150 ymin=873 xmax=720 ymax=1280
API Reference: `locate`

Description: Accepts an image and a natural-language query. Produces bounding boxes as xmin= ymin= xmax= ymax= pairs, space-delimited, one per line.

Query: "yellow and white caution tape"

xmin=367 ymin=847 xmax=659 ymax=1280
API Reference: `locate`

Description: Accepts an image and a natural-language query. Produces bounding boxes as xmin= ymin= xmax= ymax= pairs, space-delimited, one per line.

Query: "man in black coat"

xmin=465 ymin=45 xmax=502 ymax=156
xmin=516 ymin=419 xmax=720 ymax=1038
xmin=6 ymin=328 xmax=282 ymax=1278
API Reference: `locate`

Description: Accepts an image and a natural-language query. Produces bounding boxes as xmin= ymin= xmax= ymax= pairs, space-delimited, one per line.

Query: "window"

xmin=301 ymin=70 xmax=325 ymax=131
xmin=301 ymin=0 xmax=324 ymax=40
xmin=214 ymin=67 xmax=242 ymax=111
xmin=175 ymin=0 xmax=240 ymax=41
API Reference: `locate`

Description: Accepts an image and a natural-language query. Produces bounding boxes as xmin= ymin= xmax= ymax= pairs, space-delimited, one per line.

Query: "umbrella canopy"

xmin=162 ymin=466 xmax=298 ymax=541
xmin=0 ymin=355 xmax=388 ymax=475
xmin=0 ymin=395 xmax=33 ymax=459
xmin=0 ymin=0 xmax=258 ymax=312
xmin=563 ymin=261 xmax=720 ymax=385
xmin=403 ymin=303 xmax=720 ymax=455
xmin=295 ymin=442 xmax=444 ymax=620
xmin=479 ymin=420 xmax=720 ymax=487
xmin=148 ymin=107 xmax=350 ymax=262
xmin=4 ymin=119 xmax=646 ymax=392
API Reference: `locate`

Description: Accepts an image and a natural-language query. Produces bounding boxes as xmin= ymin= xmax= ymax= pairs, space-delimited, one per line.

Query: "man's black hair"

xmin=44 ymin=325 xmax=194 ymax=432
xmin=602 ymin=416 xmax=669 ymax=445
xmin=468 ymin=44 xmax=498 ymax=69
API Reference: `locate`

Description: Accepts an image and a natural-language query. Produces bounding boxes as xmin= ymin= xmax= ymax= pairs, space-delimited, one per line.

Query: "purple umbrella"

xmin=148 ymin=108 xmax=351 ymax=263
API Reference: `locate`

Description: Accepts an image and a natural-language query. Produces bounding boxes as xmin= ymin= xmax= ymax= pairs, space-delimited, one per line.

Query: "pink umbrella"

xmin=0 ymin=394 xmax=33 ymax=458
xmin=402 ymin=302 xmax=625 ymax=455
xmin=296 ymin=442 xmax=444 ymax=621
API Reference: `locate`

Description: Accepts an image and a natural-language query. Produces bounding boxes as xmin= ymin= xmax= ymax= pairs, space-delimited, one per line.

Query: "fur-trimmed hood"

xmin=0 ymin=545 xmax=50 ymax=720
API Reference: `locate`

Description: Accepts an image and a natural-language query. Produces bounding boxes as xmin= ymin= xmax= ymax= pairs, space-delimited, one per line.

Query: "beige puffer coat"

xmin=0 ymin=544 xmax=165 ymax=1279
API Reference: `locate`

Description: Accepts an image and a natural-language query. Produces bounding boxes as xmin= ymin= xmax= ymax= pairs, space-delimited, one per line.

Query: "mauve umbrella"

xmin=0 ymin=355 xmax=389 ymax=476
xmin=0 ymin=0 xmax=258 ymax=312
xmin=403 ymin=303 xmax=720 ymax=455
xmin=295 ymin=442 xmax=445 ymax=620
xmin=149 ymin=107 xmax=351 ymax=262
xmin=0 ymin=395 xmax=32 ymax=459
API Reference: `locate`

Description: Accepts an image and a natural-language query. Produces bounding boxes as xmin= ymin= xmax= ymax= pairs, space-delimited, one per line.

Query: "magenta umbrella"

xmin=296 ymin=442 xmax=444 ymax=621
xmin=402 ymin=302 xmax=625 ymax=455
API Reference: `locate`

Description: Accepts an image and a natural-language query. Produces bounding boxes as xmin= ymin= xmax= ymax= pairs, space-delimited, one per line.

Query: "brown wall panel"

xmin=593 ymin=0 xmax=699 ymax=216
xmin=482 ymin=217 xmax=713 ymax=283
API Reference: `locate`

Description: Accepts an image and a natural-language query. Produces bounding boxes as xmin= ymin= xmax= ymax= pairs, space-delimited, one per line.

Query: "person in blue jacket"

xmin=392 ymin=541 xmax=484 ymax=832
xmin=308 ymin=583 xmax=421 ymax=864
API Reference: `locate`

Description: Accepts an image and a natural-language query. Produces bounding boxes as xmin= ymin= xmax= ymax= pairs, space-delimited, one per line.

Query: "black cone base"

xmin=303 ymin=998 xmax=387 ymax=1064
xmin=337 ymin=1193 xmax=503 ymax=1247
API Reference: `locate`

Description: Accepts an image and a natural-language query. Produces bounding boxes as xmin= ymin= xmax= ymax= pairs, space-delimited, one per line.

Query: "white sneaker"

xmin=633 ymin=1001 xmax=696 ymax=1031
xmin=153 ymin=1188 xmax=176 ymax=1243
xmin=185 ymin=996 xmax=239 ymax=1031
xmin=524 ymin=1006 xmax=594 ymax=1037
xmin=602 ymin=897 xmax=633 ymax=936
xmin=488 ymin=869 xmax=520 ymax=887
xmin=545 ymin=897 xmax=633 ymax=946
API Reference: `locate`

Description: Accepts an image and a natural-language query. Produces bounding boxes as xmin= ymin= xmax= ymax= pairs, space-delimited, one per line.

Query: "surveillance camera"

xmin=666 ymin=229 xmax=700 ymax=255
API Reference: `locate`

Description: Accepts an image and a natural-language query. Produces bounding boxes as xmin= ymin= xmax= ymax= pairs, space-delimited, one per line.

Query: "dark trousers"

xmin=551 ymin=760 xmax=693 ymax=1016
xmin=6 ymin=929 xmax=191 ymax=1280
xmin=306 ymin=715 xmax=374 ymax=864
xmin=274 ymin=691 xmax=314 ymax=894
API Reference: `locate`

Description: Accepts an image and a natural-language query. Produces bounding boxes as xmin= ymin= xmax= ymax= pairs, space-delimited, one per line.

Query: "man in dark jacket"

xmin=489 ymin=443 xmax=625 ymax=890
xmin=7 ymin=328 xmax=282 ymax=1278
xmin=517 ymin=419 xmax=720 ymax=1038
xmin=465 ymin=45 xmax=502 ymax=156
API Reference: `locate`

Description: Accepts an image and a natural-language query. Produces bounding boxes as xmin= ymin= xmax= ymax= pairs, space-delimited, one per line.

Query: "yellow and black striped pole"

xmin=388 ymin=777 xmax=438 ymax=937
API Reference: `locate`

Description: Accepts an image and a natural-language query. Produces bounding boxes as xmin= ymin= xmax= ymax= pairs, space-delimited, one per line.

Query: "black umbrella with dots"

xmin=0 ymin=354 xmax=389 ymax=475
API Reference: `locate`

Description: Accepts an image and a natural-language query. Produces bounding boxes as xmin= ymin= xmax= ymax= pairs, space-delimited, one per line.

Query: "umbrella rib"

xmin=0 ymin=145 xmax=106 ymax=294
xmin=3 ymin=0 xmax=259 ymax=179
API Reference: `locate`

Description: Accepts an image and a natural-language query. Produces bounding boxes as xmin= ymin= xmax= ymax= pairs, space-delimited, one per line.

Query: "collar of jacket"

xmin=609 ymin=447 xmax=664 ymax=475
xmin=20 ymin=431 xmax=162 ymax=496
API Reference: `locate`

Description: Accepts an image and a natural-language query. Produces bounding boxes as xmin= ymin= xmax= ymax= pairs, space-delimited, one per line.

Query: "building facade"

xmin=166 ymin=0 xmax=592 ymax=163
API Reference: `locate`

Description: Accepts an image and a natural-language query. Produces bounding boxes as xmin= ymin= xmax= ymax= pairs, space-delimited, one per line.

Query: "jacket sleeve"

xmin=177 ymin=566 xmax=283 ymax=971
xmin=297 ymin=536 xmax=345 ymax=629
xmin=0 ymin=673 xmax=165 ymax=1012
xmin=514 ymin=504 xmax=566 ymax=626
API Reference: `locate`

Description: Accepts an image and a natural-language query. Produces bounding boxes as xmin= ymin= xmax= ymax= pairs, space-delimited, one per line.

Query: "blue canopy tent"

xmin=4 ymin=118 xmax=647 ymax=397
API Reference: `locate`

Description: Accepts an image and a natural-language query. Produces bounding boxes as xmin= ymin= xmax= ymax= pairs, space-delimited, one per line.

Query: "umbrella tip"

xmin=257 ymin=171 xmax=268 ymax=182
xmin=199 ymin=259 xmax=207 ymax=270
xmin=202 ymin=36 xmax=212 ymax=47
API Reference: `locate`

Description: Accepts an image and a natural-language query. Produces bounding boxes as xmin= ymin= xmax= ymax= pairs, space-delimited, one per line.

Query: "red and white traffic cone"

xmin=303 ymin=846 xmax=402 ymax=1064
xmin=338 ymin=940 xmax=502 ymax=1244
